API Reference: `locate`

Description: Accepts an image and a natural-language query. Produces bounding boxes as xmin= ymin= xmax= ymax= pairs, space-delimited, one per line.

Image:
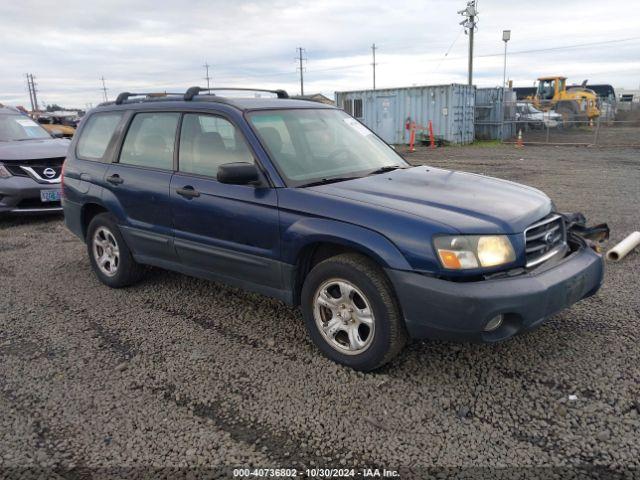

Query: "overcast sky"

xmin=1 ymin=0 xmax=639 ymax=108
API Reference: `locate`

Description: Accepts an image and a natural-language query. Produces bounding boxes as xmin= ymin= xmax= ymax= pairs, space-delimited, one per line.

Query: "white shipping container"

xmin=335 ymin=84 xmax=476 ymax=145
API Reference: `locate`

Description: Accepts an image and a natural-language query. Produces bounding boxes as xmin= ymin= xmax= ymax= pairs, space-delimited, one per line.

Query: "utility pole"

xmin=26 ymin=74 xmax=35 ymax=111
xmin=371 ymin=43 xmax=377 ymax=90
xmin=203 ymin=62 xmax=212 ymax=90
xmin=100 ymin=76 xmax=108 ymax=102
xmin=296 ymin=47 xmax=306 ymax=96
xmin=27 ymin=74 xmax=39 ymax=112
xmin=458 ymin=1 xmax=478 ymax=86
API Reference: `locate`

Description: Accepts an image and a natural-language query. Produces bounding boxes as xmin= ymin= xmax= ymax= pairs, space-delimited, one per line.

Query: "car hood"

xmin=0 ymin=138 xmax=69 ymax=161
xmin=309 ymin=166 xmax=552 ymax=234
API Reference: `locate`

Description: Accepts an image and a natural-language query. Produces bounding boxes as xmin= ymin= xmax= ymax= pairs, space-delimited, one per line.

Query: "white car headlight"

xmin=434 ymin=235 xmax=516 ymax=270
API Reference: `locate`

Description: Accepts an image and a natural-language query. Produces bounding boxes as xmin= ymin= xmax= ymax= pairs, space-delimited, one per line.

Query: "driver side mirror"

xmin=217 ymin=162 xmax=261 ymax=185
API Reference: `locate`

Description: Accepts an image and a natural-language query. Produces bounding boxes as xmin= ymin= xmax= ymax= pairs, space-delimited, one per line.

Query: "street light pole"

xmin=501 ymin=30 xmax=511 ymax=142
xmin=502 ymin=30 xmax=511 ymax=89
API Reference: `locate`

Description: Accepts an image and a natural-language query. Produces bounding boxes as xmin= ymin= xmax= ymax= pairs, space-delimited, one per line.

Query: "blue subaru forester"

xmin=62 ymin=87 xmax=605 ymax=371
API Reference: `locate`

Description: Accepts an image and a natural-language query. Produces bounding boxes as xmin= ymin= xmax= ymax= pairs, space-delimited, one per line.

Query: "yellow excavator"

xmin=529 ymin=76 xmax=600 ymax=123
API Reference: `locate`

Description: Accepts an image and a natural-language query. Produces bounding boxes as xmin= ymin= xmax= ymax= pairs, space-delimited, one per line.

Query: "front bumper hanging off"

xmin=387 ymin=213 xmax=609 ymax=343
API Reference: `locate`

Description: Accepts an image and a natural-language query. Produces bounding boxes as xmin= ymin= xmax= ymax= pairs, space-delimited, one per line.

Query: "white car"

xmin=516 ymin=103 xmax=563 ymax=128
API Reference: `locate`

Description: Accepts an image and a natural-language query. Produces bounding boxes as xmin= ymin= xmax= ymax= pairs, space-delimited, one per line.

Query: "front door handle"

xmin=176 ymin=186 xmax=200 ymax=198
xmin=106 ymin=174 xmax=123 ymax=185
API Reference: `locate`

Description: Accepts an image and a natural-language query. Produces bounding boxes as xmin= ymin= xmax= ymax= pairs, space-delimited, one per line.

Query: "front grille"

xmin=524 ymin=214 xmax=567 ymax=268
xmin=2 ymin=157 xmax=64 ymax=183
xmin=5 ymin=165 xmax=28 ymax=177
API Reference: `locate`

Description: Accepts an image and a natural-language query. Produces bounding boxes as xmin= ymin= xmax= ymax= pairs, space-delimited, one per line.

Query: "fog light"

xmin=484 ymin=314 xmax=504 ymax=332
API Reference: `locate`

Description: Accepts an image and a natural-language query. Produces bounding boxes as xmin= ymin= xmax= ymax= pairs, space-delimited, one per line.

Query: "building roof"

xmin=291 ymin=93 xmax=335 ymax=105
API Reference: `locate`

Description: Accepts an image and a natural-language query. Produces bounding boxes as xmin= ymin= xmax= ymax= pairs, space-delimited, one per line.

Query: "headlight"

xmin=0 ymin=163 xmax=12 ymax=178
xmin=434 ymin=235 xmax=516 ymax=270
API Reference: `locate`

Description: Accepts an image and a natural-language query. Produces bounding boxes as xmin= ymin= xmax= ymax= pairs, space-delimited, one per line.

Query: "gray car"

xmin=0 ymin=106 xmax=69 ymax=215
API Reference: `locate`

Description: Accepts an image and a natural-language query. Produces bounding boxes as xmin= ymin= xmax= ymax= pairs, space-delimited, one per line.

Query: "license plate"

xmin=40 ymin=189 xmax=62 ymax=202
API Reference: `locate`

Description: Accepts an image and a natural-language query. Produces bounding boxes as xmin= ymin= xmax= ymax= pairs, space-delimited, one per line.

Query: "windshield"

xmin=248 ymin=109 xmax=407 ymax=186
xmin=0 ymin=114 xmax=52 ymax=141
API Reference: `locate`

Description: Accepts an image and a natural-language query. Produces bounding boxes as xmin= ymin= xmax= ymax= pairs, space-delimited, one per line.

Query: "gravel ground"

xmin=1 ymin=143 xmax=639 ymax=478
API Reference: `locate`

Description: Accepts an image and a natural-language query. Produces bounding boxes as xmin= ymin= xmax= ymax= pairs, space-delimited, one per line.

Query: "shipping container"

xmin=335 ymin=84 xmax=475 ymax=145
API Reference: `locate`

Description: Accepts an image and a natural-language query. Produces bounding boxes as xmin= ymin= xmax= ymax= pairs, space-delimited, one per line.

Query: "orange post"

xmin=516 ymin=129 xmax=524 ymax=148
xmin=428 ymin=120 xmax=435 ymax=149
xmin=409 ymin=122 xmax=416 ymax=152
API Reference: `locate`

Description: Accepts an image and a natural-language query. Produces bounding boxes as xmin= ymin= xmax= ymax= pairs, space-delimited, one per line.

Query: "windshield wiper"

xmin=367 ymin=165 xmax=405 ymax=175
xmin=298 ymin=176 xmax=362 ymax=188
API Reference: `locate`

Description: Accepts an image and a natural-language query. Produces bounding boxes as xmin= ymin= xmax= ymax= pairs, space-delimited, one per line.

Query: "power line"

xmin=475 ymin=35 xmax=640 ymax=59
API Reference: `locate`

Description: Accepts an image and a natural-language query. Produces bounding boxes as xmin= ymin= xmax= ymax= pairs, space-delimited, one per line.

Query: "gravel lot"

xmin=1 ymin=143 xmax=639 ymax=478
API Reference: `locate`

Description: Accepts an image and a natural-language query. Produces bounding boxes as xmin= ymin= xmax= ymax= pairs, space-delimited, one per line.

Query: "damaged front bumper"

xmin=386 ymin=213 xmax=608 ymax=343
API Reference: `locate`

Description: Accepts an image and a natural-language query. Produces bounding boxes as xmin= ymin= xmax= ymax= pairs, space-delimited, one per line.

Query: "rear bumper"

xmin=386 ymin=246 xmax=604 ymax=343
xmin=0 ymin=176 xmax=62 ymax=215
xmin=61 ymin=198 xmax=84 ymax=239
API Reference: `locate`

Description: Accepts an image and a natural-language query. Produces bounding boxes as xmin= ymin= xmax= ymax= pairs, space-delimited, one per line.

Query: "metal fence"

xmin=474 ymin=88 xmax=515 ymax=141
xmin=475 ymin=100 xmax=640 ymax=147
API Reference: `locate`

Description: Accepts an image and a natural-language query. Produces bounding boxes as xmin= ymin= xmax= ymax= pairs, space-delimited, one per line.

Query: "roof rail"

xmin=184 ymin=86 xmax=289 ymax=101
xmin=114 ymin=92 xmax=183 ymax=105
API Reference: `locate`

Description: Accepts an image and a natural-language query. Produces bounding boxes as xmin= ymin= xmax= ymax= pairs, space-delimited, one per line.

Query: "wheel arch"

xmin=81 ymin=202 xmax=109 ymax=240
xmin=284 ymin=219 xmax=411 ymax=305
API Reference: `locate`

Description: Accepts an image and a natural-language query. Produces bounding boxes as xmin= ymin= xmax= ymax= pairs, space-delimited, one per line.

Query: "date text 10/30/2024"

xmin=233 ymin=468 xmax=400 ymax=478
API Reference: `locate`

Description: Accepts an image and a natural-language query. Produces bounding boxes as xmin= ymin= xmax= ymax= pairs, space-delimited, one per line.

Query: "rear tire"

xmin=86 ymin=213 xmax=144 ymax=288
xmin=301 ymin=253 xmax=407 ymax=371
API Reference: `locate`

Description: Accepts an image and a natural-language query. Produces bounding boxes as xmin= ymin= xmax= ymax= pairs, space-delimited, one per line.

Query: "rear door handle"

xmin=106 ymin=174 xmax=123 ymax=185
xmin=176 ymin=186 xmax=200 ymax=198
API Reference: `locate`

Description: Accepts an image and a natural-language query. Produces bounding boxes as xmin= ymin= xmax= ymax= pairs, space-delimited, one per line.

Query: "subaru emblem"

xmin=543 ymin=231 xmax=555 ymax=245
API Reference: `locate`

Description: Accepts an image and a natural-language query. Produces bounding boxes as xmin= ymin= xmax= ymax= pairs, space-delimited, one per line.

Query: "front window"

xmin=0 ymin=114 xmax=52 ymax=141
xmin=248 ymin=109 xmax=407 ymax=186
xmin=178 ymin=113 xmax=253 ymax=177
xmin=537 ymin=80 xmax=556 ymax=101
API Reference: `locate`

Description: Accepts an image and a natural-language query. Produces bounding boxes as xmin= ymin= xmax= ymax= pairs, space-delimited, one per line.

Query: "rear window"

xmin=76 ymin=112 xmax=123 ymax=161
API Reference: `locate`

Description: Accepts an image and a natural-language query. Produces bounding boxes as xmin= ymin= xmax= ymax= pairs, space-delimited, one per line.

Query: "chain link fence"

xmin=475 ymin=98 xmax=640 ymax=147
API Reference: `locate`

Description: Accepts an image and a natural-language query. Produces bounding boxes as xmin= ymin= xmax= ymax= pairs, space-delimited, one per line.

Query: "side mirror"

xmin=50 ymin=130 xmax=64 ymax=138
xmin=217 ymin=162 xmax=260 ymax=185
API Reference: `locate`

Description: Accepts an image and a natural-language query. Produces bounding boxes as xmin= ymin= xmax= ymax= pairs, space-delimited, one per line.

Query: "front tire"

xmin=86 ymin=213 xmax=143 ymax=288
xmin=301 ymin=253 xmax=407 ymax=371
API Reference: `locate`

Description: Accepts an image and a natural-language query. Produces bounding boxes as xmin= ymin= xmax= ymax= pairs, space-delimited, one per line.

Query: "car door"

xmin=170 ymin=112 xmax=281 ymax=290
xmin=103 ymin=111 xmax=179 ymax=261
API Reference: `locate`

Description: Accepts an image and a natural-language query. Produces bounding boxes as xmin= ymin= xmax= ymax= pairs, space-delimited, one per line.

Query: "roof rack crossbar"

xmin=184 ymin=86 xmax=289 ymax=101
xmin=114 ymin=92 xmax=183 ymax=105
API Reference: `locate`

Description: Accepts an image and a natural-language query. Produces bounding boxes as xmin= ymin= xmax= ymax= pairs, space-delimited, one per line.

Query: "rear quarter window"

xmin=76 ymin=112 xmax=124 ymax=161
